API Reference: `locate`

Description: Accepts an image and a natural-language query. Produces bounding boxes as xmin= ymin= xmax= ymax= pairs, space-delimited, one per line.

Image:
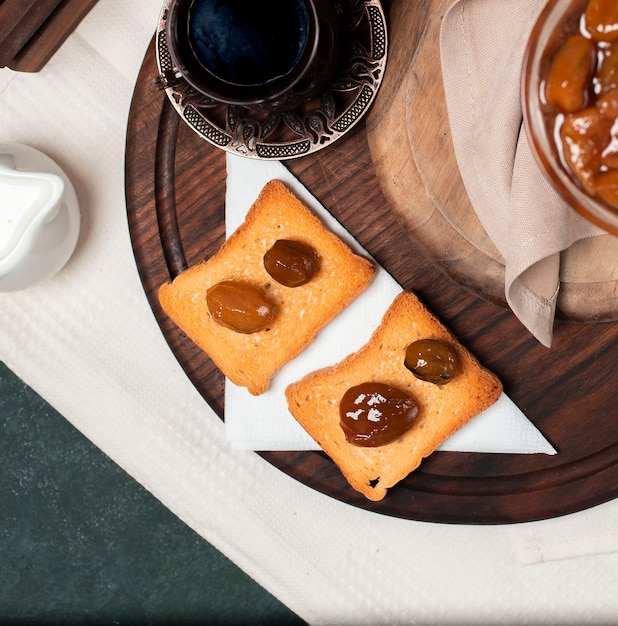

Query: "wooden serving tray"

xmin=125 ymin=3 xmax=618 ymax=524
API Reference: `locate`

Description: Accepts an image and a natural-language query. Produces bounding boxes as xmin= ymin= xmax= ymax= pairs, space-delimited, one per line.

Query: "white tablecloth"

xmin=2 ymin=1 xmax=618 ymax=623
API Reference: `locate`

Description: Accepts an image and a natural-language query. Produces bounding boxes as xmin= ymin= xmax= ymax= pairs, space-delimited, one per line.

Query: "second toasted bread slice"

xmin=158 ymin=180 xmax=375 ymax=395
xmin=285 ymin=292 xmax=503 ymax=500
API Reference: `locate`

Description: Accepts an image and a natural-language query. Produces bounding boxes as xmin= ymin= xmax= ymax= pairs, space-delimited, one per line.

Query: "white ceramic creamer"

xmin=0 ymin=144 xmax=80 ymax=292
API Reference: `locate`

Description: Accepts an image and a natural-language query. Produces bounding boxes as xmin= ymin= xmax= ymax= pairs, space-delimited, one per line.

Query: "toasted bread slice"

xmin=158 ymin=179 xmax=375 ymax=395
xmin=285 ymin=292 xmax=502 ymax=500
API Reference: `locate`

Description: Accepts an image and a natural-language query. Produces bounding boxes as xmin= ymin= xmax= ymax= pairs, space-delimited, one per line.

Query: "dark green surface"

xmin=0 ymin=361 xmax=306 ymax=625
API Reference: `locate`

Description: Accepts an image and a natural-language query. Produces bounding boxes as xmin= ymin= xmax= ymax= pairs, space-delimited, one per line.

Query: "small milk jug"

xmin=0 ymin=144 xmax=80 ymax=292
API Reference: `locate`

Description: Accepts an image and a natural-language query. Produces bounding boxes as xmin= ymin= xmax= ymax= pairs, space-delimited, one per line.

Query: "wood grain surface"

xmin=0 ymin=0 xmax=98 ymax=72
xmin=125 ymin=2 xmax=618 ymax=524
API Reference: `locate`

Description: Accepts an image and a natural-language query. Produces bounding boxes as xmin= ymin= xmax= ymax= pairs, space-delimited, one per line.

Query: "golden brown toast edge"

xmin=158 ymin=180 xmax=375 ymax=395
xmin=285 ymin=291 xmax=503 ymax=500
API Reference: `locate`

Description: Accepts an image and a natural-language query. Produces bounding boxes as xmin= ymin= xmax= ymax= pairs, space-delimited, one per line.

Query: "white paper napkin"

xmin=509 ymin=498 xmax=618 ymax=565
xmin=223 ymin=154 xmax=556 ymax=455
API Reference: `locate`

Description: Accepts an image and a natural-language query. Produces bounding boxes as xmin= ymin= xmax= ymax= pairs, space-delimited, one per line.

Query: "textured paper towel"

xmin=223 ymin=154 xmax=555 ymax=455
xmin=440 ymin=0 xmax=604 ymax=347
xmin=0 ymin=4 xmax=617 ymax=624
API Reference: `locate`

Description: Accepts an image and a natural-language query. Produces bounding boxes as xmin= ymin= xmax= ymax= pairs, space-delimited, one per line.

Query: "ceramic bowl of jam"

xmin=522 ymin=0 xmax=618 ymax=236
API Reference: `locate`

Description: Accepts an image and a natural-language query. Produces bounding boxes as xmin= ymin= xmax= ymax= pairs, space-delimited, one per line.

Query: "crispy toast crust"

xmin=285 ymin=292 xmax=503 ymax=500
xmin=158 ymin=180 xmax=375 ymax=395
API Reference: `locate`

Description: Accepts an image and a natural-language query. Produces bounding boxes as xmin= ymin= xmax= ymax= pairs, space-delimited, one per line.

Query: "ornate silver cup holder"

xmin=155 ymin=0 xmax=388 ymax=160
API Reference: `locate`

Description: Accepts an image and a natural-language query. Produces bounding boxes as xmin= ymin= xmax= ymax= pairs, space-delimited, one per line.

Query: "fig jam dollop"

xmin=206 ymin=280 xmax=274 ymax=333
xmin=339 ymin=382 xmax=419 ymax=447
xmin=263 ymin=239 xmax=319 ymax=287
xmin=404 ymin=338 xmax=460 ymax=385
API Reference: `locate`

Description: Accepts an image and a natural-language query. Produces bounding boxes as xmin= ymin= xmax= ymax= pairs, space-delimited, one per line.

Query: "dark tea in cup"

xmin=189 ymin=0 xmax=308 ymax=85
xmin=161 ymin=0 xmax=340 ymax=110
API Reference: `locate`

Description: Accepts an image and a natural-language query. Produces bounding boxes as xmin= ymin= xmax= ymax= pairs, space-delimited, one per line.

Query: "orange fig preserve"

xmin=542 ymin=0 xmax=618 ymax=210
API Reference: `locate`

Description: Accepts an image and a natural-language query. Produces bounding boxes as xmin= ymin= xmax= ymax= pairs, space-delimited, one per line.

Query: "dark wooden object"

xmin=125 ymin=12 xmax=618 ymax=523
xmin=0 ymin=0 xmax=98 ymax=72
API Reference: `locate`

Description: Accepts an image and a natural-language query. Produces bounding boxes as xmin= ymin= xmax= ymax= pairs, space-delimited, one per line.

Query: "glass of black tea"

xmin=160 ymin=0 xmax=341 ymax=111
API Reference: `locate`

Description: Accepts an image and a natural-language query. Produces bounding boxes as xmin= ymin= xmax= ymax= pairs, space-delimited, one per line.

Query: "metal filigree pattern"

xmin=155 ymin=0 xmax=388 ymax=160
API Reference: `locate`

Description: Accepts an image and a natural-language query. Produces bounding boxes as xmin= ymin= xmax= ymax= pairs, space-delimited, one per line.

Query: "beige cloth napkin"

xmin=440 ymin=0 xmax=604 ymax=347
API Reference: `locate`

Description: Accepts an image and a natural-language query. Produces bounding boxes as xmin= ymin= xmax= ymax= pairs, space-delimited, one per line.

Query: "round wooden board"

xmin=125 ymin=9 xmax=618 ymax=524
xmin=366 ymin=0 xmax=618 ymax=320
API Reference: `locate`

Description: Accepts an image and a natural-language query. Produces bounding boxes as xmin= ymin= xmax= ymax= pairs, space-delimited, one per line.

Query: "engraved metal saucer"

xmin=155 ymin=0 xmax=388 ymax=160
